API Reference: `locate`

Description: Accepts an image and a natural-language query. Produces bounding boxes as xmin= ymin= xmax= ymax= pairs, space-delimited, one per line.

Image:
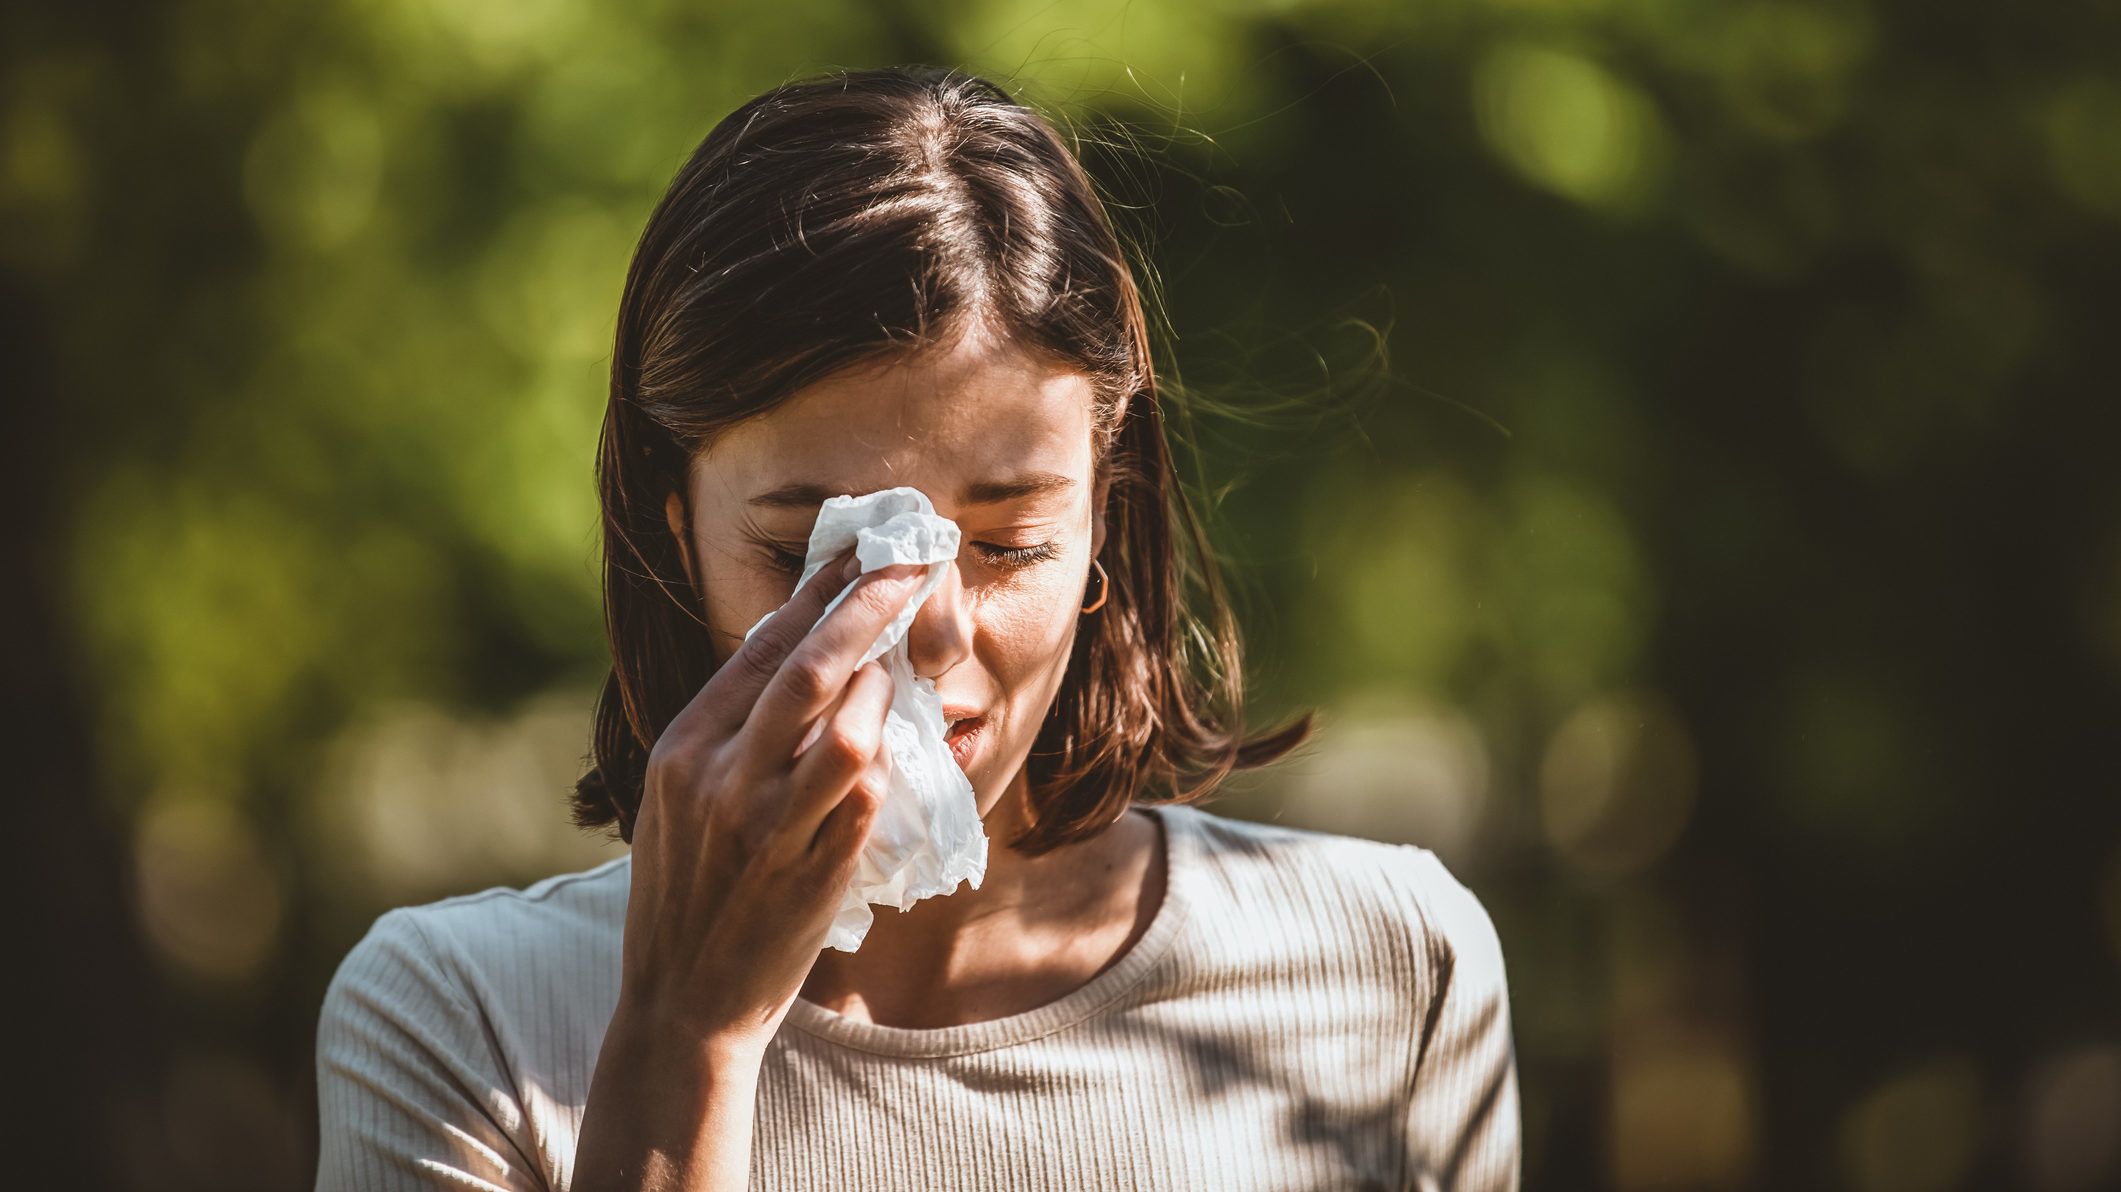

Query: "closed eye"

xmin=976 ymin=541 xmax=1063 ymax=568
xmin=762 ymin=541 xmax=1060 ymax=575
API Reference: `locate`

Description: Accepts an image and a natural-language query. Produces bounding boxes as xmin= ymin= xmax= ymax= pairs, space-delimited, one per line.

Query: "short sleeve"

xmin=314 ymin=908 xmax=545 ymax=1192
xmin=1396 ymin=847 xmax=1522 ymax=1192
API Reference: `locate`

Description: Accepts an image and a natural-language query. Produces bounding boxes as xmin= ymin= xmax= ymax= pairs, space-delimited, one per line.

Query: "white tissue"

xmin=742 ymin=486 xmax=989 ymax=952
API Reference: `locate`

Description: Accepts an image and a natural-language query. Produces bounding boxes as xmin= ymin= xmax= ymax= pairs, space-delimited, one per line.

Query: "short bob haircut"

xmin=573 ymin=64 xmax=1312 ymax=857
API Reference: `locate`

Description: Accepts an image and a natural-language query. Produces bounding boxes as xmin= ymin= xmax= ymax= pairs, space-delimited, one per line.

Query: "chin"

xmin=957 ymin=747 xmax=1019 ymax=821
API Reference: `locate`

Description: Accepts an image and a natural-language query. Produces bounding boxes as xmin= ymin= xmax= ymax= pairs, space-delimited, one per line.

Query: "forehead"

xmin=698 ymin=329 xmax=1097 ymax=512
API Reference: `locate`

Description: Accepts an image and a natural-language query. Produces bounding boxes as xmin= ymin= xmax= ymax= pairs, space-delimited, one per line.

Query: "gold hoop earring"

xmin=1080 ymin=558 xmax=1109 ymax=614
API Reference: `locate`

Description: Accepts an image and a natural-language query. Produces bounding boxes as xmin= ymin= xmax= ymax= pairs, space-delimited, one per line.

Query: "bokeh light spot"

xmin=1309 ymin=468 xmax=1481 ymax=689
xmin=242 ymin=81 xmax=385 ymax=252
xmin=132 ymin=795 xmax=285 ymax=986
xmin=1277 ymin=690 xmax=1492 ymax=856
xmin=1839 ymin=1054 xmax=1984 ymax=1192
xmin=1473 ymin=42 xmax=1668 ymax=212
xmin=1714 ymin=3 xmax=1875 ymax=142
xmin=2040 ymin=77 xmax=2121 ymax=220
xmin=1610 ymin=1024 xmax=1758 ymax=1189
xmin=1539 ymin=689 xmax=1697 ymax=876
xmin=1775 ymin=671 xmax=1925 ymax=852
xmin=1498 ymin=473 xmax=1653 ymax=704
xmin=303 ymin=686 xmax=625 ymax=901
xmin=2019 ymin=1043 xmax=2121 ymax=1191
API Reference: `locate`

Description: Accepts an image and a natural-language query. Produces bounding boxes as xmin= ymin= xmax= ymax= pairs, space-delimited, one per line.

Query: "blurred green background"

xmin=8 ymin=0 xmax=2119 ymax=1188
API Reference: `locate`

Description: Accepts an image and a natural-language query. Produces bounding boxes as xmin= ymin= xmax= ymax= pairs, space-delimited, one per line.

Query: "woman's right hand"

xmin=619 ymin=547 xmax=928 ymax=1054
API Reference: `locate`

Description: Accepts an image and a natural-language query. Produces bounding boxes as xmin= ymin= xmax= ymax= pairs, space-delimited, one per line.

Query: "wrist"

xmin=607 ymin=986 xmax=774 ymax=1071
xmin=579 ymin=992 xmax=768 ymax=1192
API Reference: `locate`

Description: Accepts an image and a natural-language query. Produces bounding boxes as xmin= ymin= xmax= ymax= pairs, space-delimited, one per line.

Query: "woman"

xmin=315 ymin=65 xmax=1520 ymax=1191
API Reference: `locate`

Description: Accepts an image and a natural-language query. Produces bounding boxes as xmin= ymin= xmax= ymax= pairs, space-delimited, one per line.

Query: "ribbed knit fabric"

xmin=314 ymin=802 xmax=1520 ymax=1191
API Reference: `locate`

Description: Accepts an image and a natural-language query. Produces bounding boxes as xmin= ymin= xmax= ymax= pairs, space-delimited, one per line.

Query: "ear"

xmin=663 ymin=490 xmax=697 ymax=589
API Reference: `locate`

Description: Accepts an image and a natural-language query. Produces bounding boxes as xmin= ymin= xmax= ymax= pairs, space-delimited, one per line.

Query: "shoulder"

xmin=320 ymin=854 xmax=631 ymax=1035
xmin=1387 ymin=843 xmax=1510 ymax=1001
xmin=1172 ymin=801 xmax=1407 ymax=899
xmin=314 ymin=862 xmax=627 ymax=1189
xmin=1161 ymin=802 xmax=1507 ymax=978
xmin=371 ymin=853 xmax=631 ymax=972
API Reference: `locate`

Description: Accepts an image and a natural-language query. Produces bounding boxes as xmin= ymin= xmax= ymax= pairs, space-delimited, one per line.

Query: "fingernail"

xmin=840 ymin=554 xmax=862 ymax=581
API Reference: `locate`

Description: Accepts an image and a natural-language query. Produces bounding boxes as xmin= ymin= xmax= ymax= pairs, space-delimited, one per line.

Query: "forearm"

xmin=572 ymin=1003 xmax=767 ymax=1192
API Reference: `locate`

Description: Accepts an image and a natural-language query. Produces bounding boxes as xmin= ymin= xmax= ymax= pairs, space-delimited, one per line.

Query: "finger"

xmin=808 ymin=751 xmax=889 ymax=865
xmin=777 ymin=657 xmax=895 ymax=848
xmin=682 ymin=544 xmax=860 ymax=738
xmin=741 ymin=561 xmax=927 ymax=762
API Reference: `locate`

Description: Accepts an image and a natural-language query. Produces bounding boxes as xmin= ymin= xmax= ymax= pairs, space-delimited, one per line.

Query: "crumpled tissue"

xmin=742 ymin=486 xmax=989 ymax=952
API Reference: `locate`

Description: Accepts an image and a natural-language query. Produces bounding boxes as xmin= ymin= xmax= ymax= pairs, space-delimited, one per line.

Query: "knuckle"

xmin=845 ymin=762 xmax=888 ymax=804
xmin=726 ymin=635 xmax=785 ymax=688
xmin=780 ymin=654 xmax=836 ymax=704
xmin=817 ymin=724 xmax=874 ymax=772
xmin=678 ymin=750 xmax=746 ymax=814
xmin=705 ymin=795 xmax=765 ymax=853
xmin=701 ymin=763 xmax=753 ymax=816
xmin=841 ymin=783 xmax=885 ymax=824
xmin=644 ymin=738 xmax=691 ymax=788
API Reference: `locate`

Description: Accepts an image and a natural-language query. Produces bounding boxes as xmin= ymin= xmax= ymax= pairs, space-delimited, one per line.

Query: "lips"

xmin=942 ymin=713 xmax=986 ymax=768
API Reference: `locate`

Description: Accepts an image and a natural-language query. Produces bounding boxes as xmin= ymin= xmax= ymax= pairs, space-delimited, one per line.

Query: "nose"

xmin=904 ymin=559 xmax=973 ymax=682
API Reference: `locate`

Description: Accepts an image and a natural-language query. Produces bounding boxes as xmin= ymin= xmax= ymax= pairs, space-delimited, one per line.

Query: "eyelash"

xmin=765 ymin=541 xmax=1062 ymax=575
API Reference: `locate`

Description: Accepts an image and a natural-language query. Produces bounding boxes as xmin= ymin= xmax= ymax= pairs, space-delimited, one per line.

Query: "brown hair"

xmin=573 ymin=64 xmax=1313 ymax=856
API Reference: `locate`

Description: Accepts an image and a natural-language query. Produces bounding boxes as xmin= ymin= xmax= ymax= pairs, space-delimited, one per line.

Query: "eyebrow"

xmin=747 ymin=471 xmax=1076 ymax=510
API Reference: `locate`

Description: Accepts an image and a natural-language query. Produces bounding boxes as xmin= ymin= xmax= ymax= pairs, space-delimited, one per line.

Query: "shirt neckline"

xmin=778 ymin=801 xmax=1197 ymax=1059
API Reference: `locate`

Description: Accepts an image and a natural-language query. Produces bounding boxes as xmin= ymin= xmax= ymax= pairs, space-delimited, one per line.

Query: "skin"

xmin=670 ymin=316 xmax=1164 ymax=1028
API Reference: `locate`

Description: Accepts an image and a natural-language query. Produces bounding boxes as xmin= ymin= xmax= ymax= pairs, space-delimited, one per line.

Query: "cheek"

xmin=697 ymin=561 xmax=801 ymax=664
xmin=976 ymin=572 xmax=1088 ymax=695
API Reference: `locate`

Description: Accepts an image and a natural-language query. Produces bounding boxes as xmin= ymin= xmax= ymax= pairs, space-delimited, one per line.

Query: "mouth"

xmin=942 ymin=714 xmax=986 ymax=769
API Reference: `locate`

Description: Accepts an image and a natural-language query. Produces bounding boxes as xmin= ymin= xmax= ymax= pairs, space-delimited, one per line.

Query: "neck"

xmin=798 ymin=768 xmax=1140 ymax=1025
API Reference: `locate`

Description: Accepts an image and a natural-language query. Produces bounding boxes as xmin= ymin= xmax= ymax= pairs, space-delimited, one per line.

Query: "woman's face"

xmin=663 ymin=323 xmax=1110 ymax=823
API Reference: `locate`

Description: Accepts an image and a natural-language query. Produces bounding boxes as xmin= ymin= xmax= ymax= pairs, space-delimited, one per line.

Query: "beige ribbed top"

xmin=314 ymin=802 xmax=1521 ymax=1190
